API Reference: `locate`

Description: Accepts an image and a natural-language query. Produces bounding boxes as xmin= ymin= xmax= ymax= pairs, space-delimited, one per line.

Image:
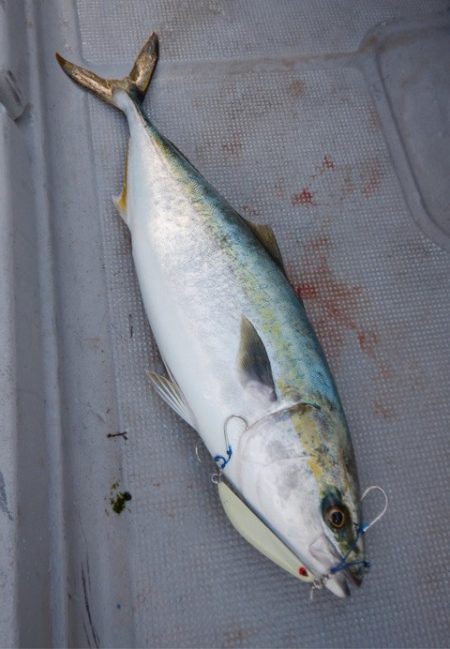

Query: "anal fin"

xmin=218 ymin=481 xmax=313 ymax=583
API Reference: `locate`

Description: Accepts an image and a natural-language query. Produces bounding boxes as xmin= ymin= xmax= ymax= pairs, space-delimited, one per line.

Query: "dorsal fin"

xmin=246 ymin=221 xmax=285 ymax=272
xmin=238 ymin=316 xmax=276 ymax=401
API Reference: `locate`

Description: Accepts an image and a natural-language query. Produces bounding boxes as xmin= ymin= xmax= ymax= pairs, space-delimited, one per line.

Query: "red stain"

xmin=292 ymin=188 xmax=316 ymax=206
xmin=372 ymin=399 xmax=395 ymax=419
xmin=288 ymin=79 xmax=306 ymax=98
xmin=241 ymin=204 xmax=259 ymax=217
xmin=296 ymin=283 xmax=318 ymax=299
xmin=357 ymin=331 xmax=379 ymax=358
xmin=341 ymin=165 xmax=354 ymax=198
xmin=368 ymin=105 xmax=382 ymax=131
xmin=298 ymin=566 xmax=308 ymax=577
xmin=376 ymin=363 xmax=394 ymax=380
xmin=291 ymin=236 xmax=391 ymax=376
xmin=223 ymin=627 xmax=254 ymax=648
xmin=310 ymin=236 xmax=331 ymax=251
xmin=361 ymin=158 xmax=383 ymax=196
xmin=222 ymin=133 xmax=242 ymax=157
xmin=322 ymin=154 xmax=335 ymax=170
xmin=282 ymin=59 xmax=296 ymax=71
xmin=274 ymin=178 xmax=286 ymax=198
xmin=293 ymin=246 xmax=365 ymax=363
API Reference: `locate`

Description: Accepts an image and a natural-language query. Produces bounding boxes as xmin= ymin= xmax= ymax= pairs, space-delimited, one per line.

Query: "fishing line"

xmin=329 ymin=485 xmax=388 ymax=576
xmin=311 ymin=485 xmax=389 ymax=597
xmin=359 ymin=485 xmax=389 ymax=533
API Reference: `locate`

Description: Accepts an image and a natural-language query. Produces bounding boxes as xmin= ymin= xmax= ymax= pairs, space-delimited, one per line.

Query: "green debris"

xmin=109 ymin=482 xmax=132 ymax=514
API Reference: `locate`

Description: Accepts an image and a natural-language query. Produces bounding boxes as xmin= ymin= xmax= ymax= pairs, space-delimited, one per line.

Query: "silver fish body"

xmin=57 ymin=33 xmax=366 ymax=598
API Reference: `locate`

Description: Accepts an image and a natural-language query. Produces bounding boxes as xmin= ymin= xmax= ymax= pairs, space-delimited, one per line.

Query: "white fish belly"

xmin=125 ymin=113 xmax=264 ymax=462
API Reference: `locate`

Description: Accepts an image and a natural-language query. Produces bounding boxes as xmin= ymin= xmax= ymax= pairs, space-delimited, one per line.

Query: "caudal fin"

xmin=55 ymin=32 xmax=159 ymax=106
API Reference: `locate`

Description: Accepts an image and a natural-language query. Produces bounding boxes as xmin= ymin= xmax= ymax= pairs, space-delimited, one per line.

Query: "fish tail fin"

xmin=55 ymin=32 xmax=159 ymax=108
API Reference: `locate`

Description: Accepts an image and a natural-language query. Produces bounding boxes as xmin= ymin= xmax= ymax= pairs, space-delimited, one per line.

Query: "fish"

xmin=56 ymin=32 xmax=367 ymax=598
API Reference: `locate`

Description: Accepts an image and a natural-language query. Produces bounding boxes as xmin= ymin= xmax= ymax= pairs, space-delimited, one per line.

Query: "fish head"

xmin=236 ymin=402 xmax=365 ymax=597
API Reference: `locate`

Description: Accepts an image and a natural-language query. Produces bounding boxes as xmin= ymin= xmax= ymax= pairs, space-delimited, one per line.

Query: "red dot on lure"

xmin=298 ymin=566 xmax=308 ymax=577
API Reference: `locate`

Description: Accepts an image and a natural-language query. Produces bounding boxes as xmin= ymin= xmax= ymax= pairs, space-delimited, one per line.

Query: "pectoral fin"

xmin=238 ymin=316 xmax=276 ymax=400
xmin=147 ymin=371 xmax=195 ymax=428
xmin=246 ymin=222 xmax=285 ymax=273
xmin=218 ymin=481 xmax=313 ymax=583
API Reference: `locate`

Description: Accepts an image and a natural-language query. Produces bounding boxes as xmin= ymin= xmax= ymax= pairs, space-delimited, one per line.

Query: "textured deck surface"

xmin=2 ymin=1 xmax=450 ymax=647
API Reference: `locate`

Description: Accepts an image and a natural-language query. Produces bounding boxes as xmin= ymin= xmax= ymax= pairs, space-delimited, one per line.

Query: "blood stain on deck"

xmin=357 ymin=331 xmax=379 ymax=358
xmin=292 ymin=187 xmax=316 ymax=206
xmin=291 ymin=236 xmax=392 ymax=383
xmin=222 ymin=132 xmax=243 ymax=157
xmin=361 ymin=157 xmax=383 ymax=196
xmin=368 ymin=105 xmax=382 ymax=131
xmin=288 ymin=79 xmax=306 ymax=97
xmin=372 ymin=399 xmax=395 ymax=420
xmin=341 ymin=165 xmax=355 ymax=198
xmin=322 ymin=154 xmax=335 ymax=170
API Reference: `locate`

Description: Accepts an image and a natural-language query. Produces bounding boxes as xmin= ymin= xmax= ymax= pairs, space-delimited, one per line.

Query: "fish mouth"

xmin=344 ymin=564 xmax=364 ymax=588
xmin=324 ymin=571 xmax=351 ymax=598
xmin=309 ymin=533 xmax=364 ymax=598
xmin=324 ymin=565 xmax=363 ymax=598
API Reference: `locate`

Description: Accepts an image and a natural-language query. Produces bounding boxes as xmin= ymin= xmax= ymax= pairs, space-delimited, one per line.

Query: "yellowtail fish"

xmin=56 ymin=33 xmax=369 ymax=598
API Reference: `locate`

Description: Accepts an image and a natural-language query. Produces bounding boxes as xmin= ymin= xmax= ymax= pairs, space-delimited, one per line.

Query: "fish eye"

xmin=325 ymin=505 xmax=348 ymax=529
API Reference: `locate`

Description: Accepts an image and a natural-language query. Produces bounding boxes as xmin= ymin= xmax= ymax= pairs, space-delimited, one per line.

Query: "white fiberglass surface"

xmin=4 ymin=1 xmax=450 ymax=646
